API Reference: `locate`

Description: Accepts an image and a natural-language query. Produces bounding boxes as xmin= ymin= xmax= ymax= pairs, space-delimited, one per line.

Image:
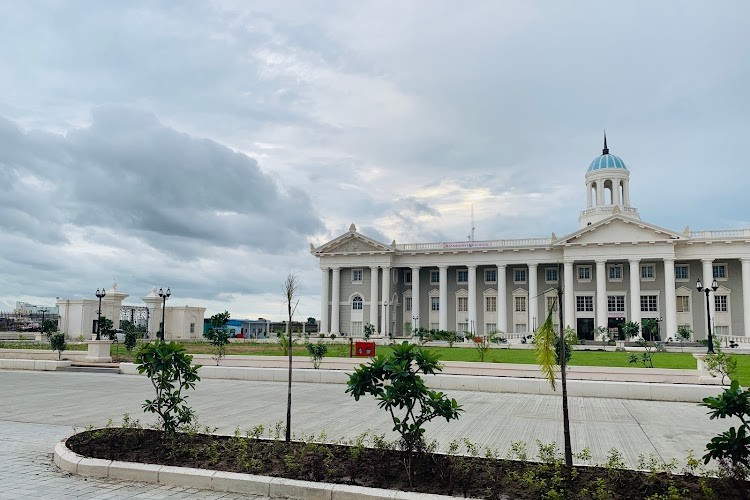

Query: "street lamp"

xmin=39 ymin=307 xmax=48 ymax=338
xmin=412 ymin=315 xmax=418 ymax=335
xmin=383 ymin=300 xmax=389 ymax=337
xmin=696 ymin=278 xmax=719 ymax=354
xmin=158 ymin=287 xmax=171 ymax=341
xmin=95 ymin=288 xmax=106 ymax=340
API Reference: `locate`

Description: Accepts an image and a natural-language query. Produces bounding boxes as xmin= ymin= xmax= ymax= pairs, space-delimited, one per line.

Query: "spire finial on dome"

xmin=602 ymin=130 xmax=609 ymax=155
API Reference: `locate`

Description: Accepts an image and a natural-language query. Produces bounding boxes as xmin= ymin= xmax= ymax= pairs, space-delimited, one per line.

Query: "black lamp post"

xmin=158 ymin=287 xmax=171 ymax=341
xmin=383 ymin=300 xmax=388 ymax=337
xmin=39 ymin=307 xmax=48 ymax=337
xmin=696 ymin=278 xmax=719 ymax=354
xmin=412 ymin=315 xmax=418 ymax=335
xmin=95 ymin=288 xmax=106 ymax=340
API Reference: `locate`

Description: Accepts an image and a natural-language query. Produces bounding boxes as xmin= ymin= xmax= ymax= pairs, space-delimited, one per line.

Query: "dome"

xmin=587 ymin=154 xmax=627 ymax=172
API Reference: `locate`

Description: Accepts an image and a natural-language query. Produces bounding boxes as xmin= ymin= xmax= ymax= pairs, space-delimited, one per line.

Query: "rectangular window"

xmin=457 ymin=322 xmax=468 ymax=334
xmin=405 ymin=297 xmax=412 ymax=311
xmin=431 ymin=297 xmax=440 ymax=311
xmin=608 ymin=264 xmax=622 ymax=281
xmin=715 ymin=295 xmax=728 ymax=312
xmin=430 ymin=271 xmax=440 ymax=284
xmin=713 ymin=264 xmax=728 ymax=280
xmin=352 ymin=269 xmax=363 ymax=283
xmin=457 ymin=270 xmax=468 ymax=283
xmin=513 ymin=268 xmax=527 ymax=284
xmin=486 ymin=323 xmax=497 ymax=333
xmin=351 ymin=321 xmax=363 ymax=336
xmin=675 ymin=265 xmax=689 ymax=281
xmin=576 ymin=296 xmax=594 ymax=312
xmin=485 ymin=296 xmax=497 ymax=312
xmin=514 ymin=323 xmax=527 ymax=333
xmin=514 ymin=296 xmax=527 ymax=312
xmin=676 ymin=296 xmax=690 ymax=313
xmin=545 ymin=268 xmax=558 ymax=283
xmin=608 ymin=295 xmax=625 ymax=313
xmin=577 ymin=265 xmax=592 ymax=281
xmin=485 ymin=269 xmax=497 ymax=283
xmin=546 ymin=296 xmax=558 ymax=313
xmin=457 ymin=297 xmax=468 ymax=312
xmin=715 ymin=325 xmax=729 ymax=336
xmin=640 ymin=264 xmax=655 ymax=280
xmin=392 ymin=269 xmax=398 ymax=284
xmin=430 ymin=322 xmax=439 ymax=330
xmin=189 ymin=322 xmax=195 ymax=334
xmin=640 ymin=295 xmax=658 ymax=312
xmin=404 ymin=270 xmax=412 ymax=284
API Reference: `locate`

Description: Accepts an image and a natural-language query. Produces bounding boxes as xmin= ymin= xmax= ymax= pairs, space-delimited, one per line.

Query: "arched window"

xmin=352 ymin=296 xmax=363 ymax=310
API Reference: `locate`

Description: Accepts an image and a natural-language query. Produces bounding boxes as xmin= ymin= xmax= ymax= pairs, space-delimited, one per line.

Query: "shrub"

xmin=554 ymin=327 xmax=577 ymax=365
xmin=306 ymin=341 xmax=328 ymax=369
xmin=621 ymin=321 xmax=640 ymax=340
xmin=363 ymin=323 xmax=374 ymax=339
xmin=704 ymin=351 xmax=737 ymax=385
xmin=136 ymin=341 xmax=201 ymax=437
xmin=472 ymin=332 xmax=498 ymax=362
xmin=677 ymin=324 xmax=692 ymax=342
xmin=49 ymin=333 xmax=66 ymax=360
xmin=629 ymin=339 xmax=657 ymax=368
xmin=700 ymin=380 xmax=750 ymax=479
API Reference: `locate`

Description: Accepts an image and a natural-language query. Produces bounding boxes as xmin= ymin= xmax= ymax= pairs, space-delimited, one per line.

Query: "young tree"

xmin=123 ymin=321 xmax=138 ymax=352
xmin=284 ymin=273 xmax=300 ymax=442
xmin=621 ymin=321 xmax=640 ymax=340
xmin=363 ymin=322 xmax=374 ymax=339
xmin=203 ymin=311 xmax=231 ymax=365
xmin=306 ymin=340 xmax=328 ymax=369
xmin=49 ymin=333 xmax=66 ymax=360
xmin=346 ymin=342 xmax=462 ymax=483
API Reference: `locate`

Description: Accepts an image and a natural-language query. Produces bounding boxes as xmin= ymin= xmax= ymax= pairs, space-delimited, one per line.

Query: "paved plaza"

xmin=0 ymin=369 xmax=735 ymax=498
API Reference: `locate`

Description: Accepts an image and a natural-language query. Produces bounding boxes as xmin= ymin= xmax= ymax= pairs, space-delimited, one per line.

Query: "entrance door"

xmin=577 ymin=318 xmax=594 ymax=340
xmin=608 ymin=317 xmax=625 ymax=340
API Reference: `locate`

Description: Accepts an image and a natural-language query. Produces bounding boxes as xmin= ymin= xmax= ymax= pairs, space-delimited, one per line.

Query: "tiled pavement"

xmin=0 ymin=369 xmax=735 ymax=498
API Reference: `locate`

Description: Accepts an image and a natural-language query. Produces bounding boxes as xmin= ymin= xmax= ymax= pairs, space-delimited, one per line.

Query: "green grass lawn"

xmin=730 ymin=354 xmax=750 ymax=386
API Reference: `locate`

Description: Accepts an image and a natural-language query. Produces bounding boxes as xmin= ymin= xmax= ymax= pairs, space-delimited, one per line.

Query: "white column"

xmin=702 ymin=259 xmax=715 ymax=339
xmin=564 ymin=261 xmax=575 ymax=330
xmin=743 ymin=259 xmax=750 ymax=337
xmin=629 ymin=259 xmax=641 ymax=327
xmin=614 ymin=180 xmax=622 ymax=205
xmin=331 ymin=267 xmax=341 ymax=335
xmin=369 ymin=266 xmax=379 ymax=331
xmin=497 ymin=265 xmax=507 ymax=333
xmin=528 ymin=264 xmax=538 ymax=331
xmin=468 ymin=265 xmax=477 ymax=335
xmin=664 ymin=258 xmax=677 ymax=341
xmin=438 ymin=265 xmax=448 ymax=331
xmin=596 ymin=183 xmax=603 ymax=206
xmin=623 ymin=180 xmax=630 ymax=206
xmin=586 ymin=183 xmax=592 ymax=208
xmin=320 ymin=267 xmax=329 ymax=334
xmin=596 ymin=260 xmax=607 ymax=329
xmin=411 ymin=267 xmax=420 ymax=330
xmin=381 ymin=267 xmax=391 ymax=336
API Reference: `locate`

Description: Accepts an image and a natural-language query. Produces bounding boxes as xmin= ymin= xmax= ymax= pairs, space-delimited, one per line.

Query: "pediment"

xmin=312 ymin=229 xmax=393 ymax=255
xmin=556 ymin=216 xmax=684 ymax=247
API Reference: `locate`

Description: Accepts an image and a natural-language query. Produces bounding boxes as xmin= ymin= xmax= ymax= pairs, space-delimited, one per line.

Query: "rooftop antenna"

xmin=467 ymin=204 xmax=475 ymax=243
xmin=602 ymin=130 xmax=609 ymax=155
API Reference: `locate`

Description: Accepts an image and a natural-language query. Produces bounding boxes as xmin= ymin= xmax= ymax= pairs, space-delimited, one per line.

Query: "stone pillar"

xmin=596 ymin=183 xmax=603 ymax=206
xmin=370 ymin=266 xmax=379 ymax=331
xmin=468 ymin=265 xmax=477 ymax=336
xmin=701 ymin=259 xmax=715 ymax=339
xmin=331 ymin=267 xmax=341 ymax=335
xmin=743 ymin=259 xmax=750 ymax=337
xmin=613 ymin=180 xmax=622 ymax=205
xmin=596 ymin=260 xmax=607 ymax=329
xmin=623 ymin=180 xmax=630 ymax=206
xmin=586 ymin=183 xmax=592 ymax=208
xmin=381 ymin=267 xmax=391 ymax=336
xmin=629 ymin=259 xmax=641 ymax=327
xmin=411 ymin=267 xmax=420 ymax=329
xmin=663 ymin=258 xmax=677 ymax=341
xmin=564 ymin=261 xmax=575 ymax=330
xmin=320 ymin=267 xmax=329 ymax=334
xmin=528 ymin=264 xmax=538 ymax=331
xmin=497 ymin=265 xmax=507 ymax=333
xmin=438 ymin=265 xmax=448 ymax=331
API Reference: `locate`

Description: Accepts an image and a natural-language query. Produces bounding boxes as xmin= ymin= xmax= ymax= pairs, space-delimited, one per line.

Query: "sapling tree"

xmin=621 ymin=321 xmax=640 ymax=340
xmin=704 ymin=351 xmax=737 ymax=385
xmin=346 ymin=341 xmax=462 ymax=483
xmin=306 ymin=340 xmax=328 ymax=369
xmin=284 ymin=272 xmax=300 ymax=442
xmin=472 ymin=331 xmax=498 ymax=362
xmin=49 ymin=333 xmax=66 ymax=360
xmin=136 ymin=341 xmax=201 ymax=437
xmin=629 ymin=339 xmax=657 ymax=368
xmin=123 ymin=322 xmax=137 ymax=352
xmin=203 ymin=310 xmax=231 ymax=365
xmin=363 ymin=322 xmax=374 ymax=339
xmin=99 ymin=317 xmax=115 ymax=341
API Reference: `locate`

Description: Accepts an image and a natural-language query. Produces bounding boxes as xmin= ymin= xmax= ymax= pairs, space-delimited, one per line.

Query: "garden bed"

xmin=67 ymin=428 xmax=748 ymax=499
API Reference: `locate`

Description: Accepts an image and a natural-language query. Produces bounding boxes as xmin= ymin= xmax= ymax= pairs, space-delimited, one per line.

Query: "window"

xmin=189 ymin=322 xmax=195 ymax=334
xmin=485 ymin=269 xmax=497 ymax=283
xmin=430 ymin=323 xmax=439 ymax=330
xmin=513 ymin=268 xmax=527 ymax=284
xmin=514 ymin=296 xmax=527 ymax=312
xmin=431 ymin=297 xmax=440 ymax=311
xmin=545 ymin=268 xmax=558 ymax=283
xmin=405 ymin=297 xmax=412 ymax=311
xmin=577 ymin=265 xmax=592 ymax=281
xmin=713 ymin=263 xmax=728 ymax=280
xmin=608 ymin=295 xmax=625 ymax=313
xmin=457 ymin=270 xmax=468 ymax=283
xmin=640 ymin=295 xmax=658 ymax=312
xmin=675 ymin=265 xmax=689 ymax=281
xmin=608 ymin=264 xmax=622 ymax=281
xmin=404 ymin=270 xmax=412 ymax=284
xmin=486 ymin=296 xmax=496 ymax=312
xmin=515 ymin=324 xmax=528 ymax=333
xmin=546 ymin=296 xmax=558 ymax=313
xmin=676 ymin=296 xmax=690 ymax=313
xmin=352 ymin=269 xmax=363 ymax=283
xmin=430 ymin=271 xmax=440 ymax=284
xmin=486 ymin=323 xmax=497 ymax=333
xmin=640 ymin=264 xmax=655 ymax=280
xmin=715 ymin=295 xmax=728 ymax=312
xmin=352 ymin=296 xmax=363 ymax=310
xmin=392 ymin=269 xmax=398 ymax=284
xmin=457 ymin=297 xmax=468 ymax=312
xmin=351 ymin=321 xmax=363 ymax=336
xmin=576 ymin=296 xmax=594 ymax=312
xmin=457 ymin=322 xmax=468 ymax=334
xmin=715 ymin=325 xmax=729 ymax=336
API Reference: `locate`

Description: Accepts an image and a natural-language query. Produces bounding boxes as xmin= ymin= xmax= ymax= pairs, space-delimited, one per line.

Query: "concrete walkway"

xmin=0 ymin=369 xmax=735 ymax=498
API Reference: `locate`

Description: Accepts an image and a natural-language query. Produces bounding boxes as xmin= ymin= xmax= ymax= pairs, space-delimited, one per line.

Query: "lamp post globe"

xmin=158 ymin=287 xmax=171 ymax=341
xmin=696 ymin=278 xmax=719 ymax=354
xmin=95 ymin=288 xmax=106 ymax=340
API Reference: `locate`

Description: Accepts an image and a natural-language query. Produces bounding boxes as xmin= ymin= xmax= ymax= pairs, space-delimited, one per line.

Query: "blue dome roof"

xmin=588 ymin=154 xmax=627 ymax=172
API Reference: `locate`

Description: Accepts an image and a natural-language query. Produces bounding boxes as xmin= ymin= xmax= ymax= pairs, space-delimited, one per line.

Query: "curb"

xmin=55 ymin=439 xmax=470 ymax=500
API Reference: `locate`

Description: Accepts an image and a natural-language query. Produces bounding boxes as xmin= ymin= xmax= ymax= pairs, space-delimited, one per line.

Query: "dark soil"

xmin=67 ymin=428 xmax=749 ymax=499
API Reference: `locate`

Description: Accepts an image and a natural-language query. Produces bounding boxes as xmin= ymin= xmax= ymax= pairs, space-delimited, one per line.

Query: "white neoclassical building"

xmin=311 ymin=139 xmax=750 ymax=341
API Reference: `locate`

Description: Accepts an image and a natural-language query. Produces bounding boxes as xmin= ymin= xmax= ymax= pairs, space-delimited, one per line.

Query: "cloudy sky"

xmin=1 ymin=1 xmax=748 ymax=320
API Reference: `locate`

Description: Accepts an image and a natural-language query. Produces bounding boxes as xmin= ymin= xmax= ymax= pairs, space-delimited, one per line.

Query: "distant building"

xmin=14 ymin=301 xmax=59 ymax=315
